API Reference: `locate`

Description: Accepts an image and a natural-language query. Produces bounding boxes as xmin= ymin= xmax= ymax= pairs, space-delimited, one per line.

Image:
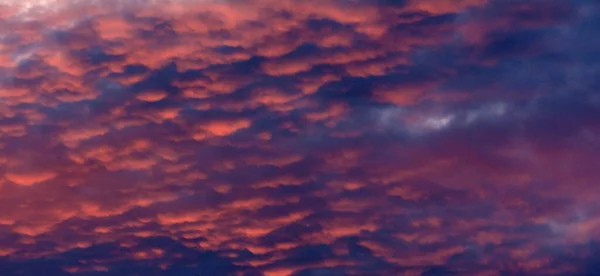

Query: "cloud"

xmin=0 ymin=0 xmax=599 ymax=275
xmin=4 ymin=171 xmax=57 ymax=186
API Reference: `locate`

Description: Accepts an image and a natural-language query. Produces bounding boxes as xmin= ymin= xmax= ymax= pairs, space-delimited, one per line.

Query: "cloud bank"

xmin=1 ymin=0 xmax=599 ymax=275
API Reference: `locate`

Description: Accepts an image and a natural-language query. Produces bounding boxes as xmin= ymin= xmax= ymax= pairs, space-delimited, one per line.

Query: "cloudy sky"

xmin=0 ymin=0 xmax=599 ymax=275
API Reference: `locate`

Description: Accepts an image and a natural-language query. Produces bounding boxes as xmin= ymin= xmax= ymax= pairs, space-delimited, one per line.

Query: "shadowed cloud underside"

xmin=1 ymin=0 xmax=600 ymax=275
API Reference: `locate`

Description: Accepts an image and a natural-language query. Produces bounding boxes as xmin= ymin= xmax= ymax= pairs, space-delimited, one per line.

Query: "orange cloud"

xmin=5 ymin=171 xmax=57 ymax=186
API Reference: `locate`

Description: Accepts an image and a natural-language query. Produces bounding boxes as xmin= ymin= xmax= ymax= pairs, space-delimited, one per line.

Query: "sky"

xmin=0 ymin=0 xmax=599 ymax=275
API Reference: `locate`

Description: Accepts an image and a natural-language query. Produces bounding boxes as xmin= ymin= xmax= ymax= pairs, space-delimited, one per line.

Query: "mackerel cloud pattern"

xmin=0 ymin=0 xmax=599 ymax=275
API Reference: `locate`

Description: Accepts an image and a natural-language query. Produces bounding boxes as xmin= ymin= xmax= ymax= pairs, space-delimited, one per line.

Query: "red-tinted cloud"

xmin=0 ymin=0 xmax=599 ymax=275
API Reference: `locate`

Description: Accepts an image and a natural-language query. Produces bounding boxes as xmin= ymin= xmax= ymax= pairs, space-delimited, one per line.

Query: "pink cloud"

xmin=0 ymin=0 xmax=598 ymax=275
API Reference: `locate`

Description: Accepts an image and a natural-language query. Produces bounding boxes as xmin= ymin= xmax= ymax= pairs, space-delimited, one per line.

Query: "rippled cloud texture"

xmin=0 ymin=0 xmax=599 ymax=275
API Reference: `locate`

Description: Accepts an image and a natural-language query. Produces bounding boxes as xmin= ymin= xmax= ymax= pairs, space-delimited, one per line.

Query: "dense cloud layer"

xmin=0 ymin=0 xmax=599 ymax=275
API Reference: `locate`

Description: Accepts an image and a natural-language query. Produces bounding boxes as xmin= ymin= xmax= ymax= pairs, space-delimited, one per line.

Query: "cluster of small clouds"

xmin=0 ymin=0 xmax=599 ymax=275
